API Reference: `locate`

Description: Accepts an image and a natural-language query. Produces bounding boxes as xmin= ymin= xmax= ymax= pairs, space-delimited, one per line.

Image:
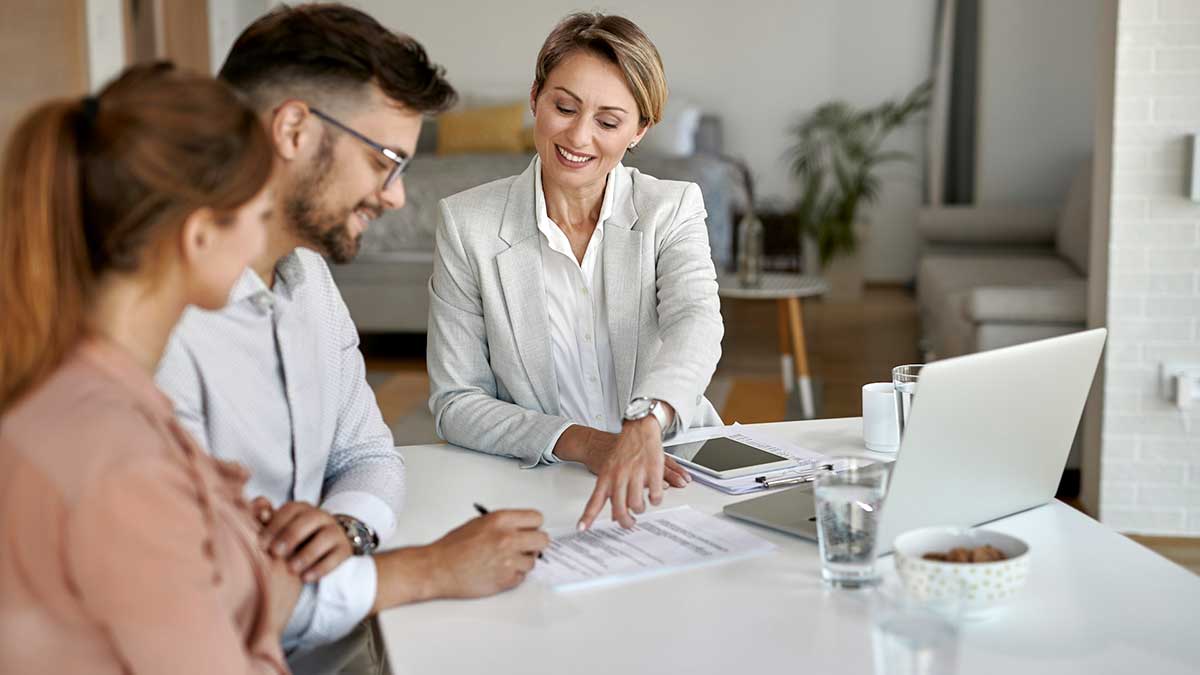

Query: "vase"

xmin=736 ymin=212 xmax=764 ymax=287
xmin=806 ymin=223 xmax=867 ymax=302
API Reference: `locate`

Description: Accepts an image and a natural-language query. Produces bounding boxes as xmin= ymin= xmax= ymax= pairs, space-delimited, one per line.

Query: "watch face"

xmin=624 ymin=398 xmax=652 ymax=419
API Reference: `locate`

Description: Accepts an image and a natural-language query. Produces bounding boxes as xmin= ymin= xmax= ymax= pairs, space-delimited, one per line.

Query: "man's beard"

xmin=284 ymin=134 xmax=365 ymax=264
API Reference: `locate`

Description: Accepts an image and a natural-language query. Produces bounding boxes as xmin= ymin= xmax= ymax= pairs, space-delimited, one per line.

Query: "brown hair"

xmin=219 ymin=3 xmax=457 ymax=115
xmin=533 ymin=13 xmax=668 ymax=127
xmin=0 ymin=62 xmax=273 ymax=411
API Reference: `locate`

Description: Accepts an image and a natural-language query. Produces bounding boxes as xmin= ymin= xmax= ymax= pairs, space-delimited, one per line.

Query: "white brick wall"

xmin=1100 ymin=0 xmax=1200 ymax=535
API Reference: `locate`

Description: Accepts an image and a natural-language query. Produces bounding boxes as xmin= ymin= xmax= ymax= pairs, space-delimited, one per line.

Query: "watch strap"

xmin=649 ymin=403 xmax=671 ymax=435
xmin=334 ymin=514 xmax=378 ymax=556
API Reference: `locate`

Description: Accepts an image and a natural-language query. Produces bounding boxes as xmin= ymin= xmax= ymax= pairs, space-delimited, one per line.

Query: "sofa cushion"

xmin=917 ymin=253 xmax=1082 ymax=318
xmin=966 ymin=279 xmax=1087 ymax=323
xmin=1056 ymin=159 xmax=1092 ymax=275
xmin=917 ymin=253 xmax=1082 ymax=357
xmin=916 ymin=206 xmax=1058 ymax=245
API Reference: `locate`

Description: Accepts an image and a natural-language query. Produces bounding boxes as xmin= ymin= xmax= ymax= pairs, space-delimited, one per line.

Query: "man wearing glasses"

xmin=156 ymin=5 xmax=549 ymax=674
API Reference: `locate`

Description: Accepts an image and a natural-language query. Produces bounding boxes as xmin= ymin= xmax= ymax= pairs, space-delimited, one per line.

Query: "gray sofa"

xmin=332 ymin=116 xmax=749 ymax=333
xmin=915 ymin=160 xmax=1092 ymax=359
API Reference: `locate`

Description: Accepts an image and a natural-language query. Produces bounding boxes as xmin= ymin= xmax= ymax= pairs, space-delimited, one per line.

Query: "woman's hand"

xmin=572 ymin=418 xmax=691 ymax=530
xmin=265 ymin=552 xmax=303 ymax=637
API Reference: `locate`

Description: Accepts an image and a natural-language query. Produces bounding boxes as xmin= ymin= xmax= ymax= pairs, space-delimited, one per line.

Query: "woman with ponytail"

xmin=0 ymin=63 xmax=297 ymax=673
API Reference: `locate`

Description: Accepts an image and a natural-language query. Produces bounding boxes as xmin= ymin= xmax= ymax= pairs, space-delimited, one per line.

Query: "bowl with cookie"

xmin=892 ymin=527 xmax=1030 ymax=619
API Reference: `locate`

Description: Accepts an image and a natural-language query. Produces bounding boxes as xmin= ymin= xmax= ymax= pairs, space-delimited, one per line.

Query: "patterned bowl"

xmin=893 ymin=527 xmax=1031 ymax=619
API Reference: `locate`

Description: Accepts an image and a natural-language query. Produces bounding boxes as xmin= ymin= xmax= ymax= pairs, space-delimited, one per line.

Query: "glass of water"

xmin=814 ymin=457 xmax=890 ymax=588
xmin=892 ymin=364 xmax=924 ymax=437
xmin=871 ymin=579 xmax=963 ymax=675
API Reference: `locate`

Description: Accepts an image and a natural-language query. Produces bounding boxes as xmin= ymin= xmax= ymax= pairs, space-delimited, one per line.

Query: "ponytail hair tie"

xmin=78 ymin=96 xmax=100 ymax=136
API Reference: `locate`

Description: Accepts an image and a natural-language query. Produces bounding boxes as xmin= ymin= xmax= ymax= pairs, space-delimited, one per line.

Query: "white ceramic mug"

xmin=862 ymin=382 xmax=900 ymax=453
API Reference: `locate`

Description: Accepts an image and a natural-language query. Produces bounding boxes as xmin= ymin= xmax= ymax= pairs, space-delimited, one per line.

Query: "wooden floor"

xmin=717 ymin=287 xmax=920 ymax=423
xmin=1128 ymin=535 xmax=1200 ymax=576
xmin=362 ymin=286 xmax=1199 ymax=576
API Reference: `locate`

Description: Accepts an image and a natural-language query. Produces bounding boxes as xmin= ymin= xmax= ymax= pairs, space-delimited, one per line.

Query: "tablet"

xmin=669 ymin=436 xmax=798 ymax=480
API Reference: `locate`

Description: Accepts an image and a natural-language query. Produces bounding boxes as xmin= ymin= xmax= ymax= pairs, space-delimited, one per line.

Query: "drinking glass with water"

xmin=814 ymin=457 xmax=890 ymax=588
xmin=892 ymin=364 xmax=923 ymax=436
xmin=871 ymin=579 xmax=963 ymax=675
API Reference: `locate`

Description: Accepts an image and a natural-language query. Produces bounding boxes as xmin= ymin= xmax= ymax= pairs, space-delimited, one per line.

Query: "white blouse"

xmin=534 ymin=157 xmax=622 ymax=461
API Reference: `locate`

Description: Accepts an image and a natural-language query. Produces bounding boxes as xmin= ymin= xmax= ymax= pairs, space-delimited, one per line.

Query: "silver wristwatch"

xmin=623 ymin=397 xmax=670 ymax=434
xmin=333 ymin=514 xmax=379 ymax=556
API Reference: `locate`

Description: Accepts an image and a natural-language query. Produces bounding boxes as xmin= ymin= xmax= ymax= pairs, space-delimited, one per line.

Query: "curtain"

xmin=927 ymin=0 xmax=979 ymax=206
xmin=944 ymin=0 xmax=979 ymax=204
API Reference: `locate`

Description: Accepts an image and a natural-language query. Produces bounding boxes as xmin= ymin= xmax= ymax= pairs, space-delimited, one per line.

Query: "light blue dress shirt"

xmin=156 ymin=248 xmax=403 ymax=651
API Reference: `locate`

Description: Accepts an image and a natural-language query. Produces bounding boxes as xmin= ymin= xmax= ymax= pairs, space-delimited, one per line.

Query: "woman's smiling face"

xmin=531 ymin=50 xmax=648 ymax=193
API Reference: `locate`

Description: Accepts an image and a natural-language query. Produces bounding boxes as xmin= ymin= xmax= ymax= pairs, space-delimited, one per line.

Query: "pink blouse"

xmin=0 ymin=339 xmax=288 ymax=674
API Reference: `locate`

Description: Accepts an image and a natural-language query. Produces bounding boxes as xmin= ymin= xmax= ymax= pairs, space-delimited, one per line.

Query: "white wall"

xmin=85 ymin=0 xmax=125 ymax=91
xmin=1098 ymin=0 xmax=1200 ymax=536
xmin=975 ymin=0 xmax=1101 ymax=206
xmin=290 ymin=0 xmax=938 ymax=281
xmin=208 ymin=0 xmax=271 ymax=75
xmin=832 ymin=0 xmax=935 ymax=282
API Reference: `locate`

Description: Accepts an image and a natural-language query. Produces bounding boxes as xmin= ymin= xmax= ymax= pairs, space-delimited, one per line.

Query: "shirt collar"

xmin=533 ymin=156 xmax=619 ymax=242
xmin=228 ymin=249 xmax=309 ymax=312
xmin=229 ymin=267 xmax=269 ymax=306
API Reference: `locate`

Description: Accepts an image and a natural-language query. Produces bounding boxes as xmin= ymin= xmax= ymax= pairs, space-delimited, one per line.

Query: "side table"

xmin=717 ymin=272 xmax=831 ymax=419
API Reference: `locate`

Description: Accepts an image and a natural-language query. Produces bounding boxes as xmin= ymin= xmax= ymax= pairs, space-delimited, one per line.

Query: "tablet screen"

xmin=678 ymin=437 xmax=790 ymax=472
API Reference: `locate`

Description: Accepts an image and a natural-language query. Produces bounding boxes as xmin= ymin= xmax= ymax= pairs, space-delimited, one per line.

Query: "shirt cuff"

xmin=523 ymin=420 xmax=574 ymax=469
xmin=287 ymin=555 xmax=378 ymax=652
xmin=321 ymin=490 xmax=397 ymax=544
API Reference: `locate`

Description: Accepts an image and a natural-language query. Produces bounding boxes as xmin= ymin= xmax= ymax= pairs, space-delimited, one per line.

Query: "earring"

xmin=628 ymin=142 xmax=637 ymax=149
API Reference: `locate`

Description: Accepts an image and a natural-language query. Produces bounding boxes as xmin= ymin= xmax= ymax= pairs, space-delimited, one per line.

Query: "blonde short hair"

xmin=533 ymin=13 xmax=667 ymax=127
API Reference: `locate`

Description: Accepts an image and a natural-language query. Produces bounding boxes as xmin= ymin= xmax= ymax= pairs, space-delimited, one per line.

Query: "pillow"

xmin=437 ymin=102 xmax=526 ymax=155
xmin=1055 ymin=159 xmax=1092 ymax=275
xmin=518 ymin=125 xmax=537 ymax=152
xmin=461 ymin=87 xmax=535 ymax=128
xmin=637 ymin=98 xmax=702 ymax=157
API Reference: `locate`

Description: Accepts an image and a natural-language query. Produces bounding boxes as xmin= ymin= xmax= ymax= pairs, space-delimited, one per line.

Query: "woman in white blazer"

xmin=428 ymin=12 xmax=723 ymax=530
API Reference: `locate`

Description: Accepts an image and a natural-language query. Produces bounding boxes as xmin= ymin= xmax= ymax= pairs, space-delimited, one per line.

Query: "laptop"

xmin=723 ymin=328 xmax=1107 ymax=554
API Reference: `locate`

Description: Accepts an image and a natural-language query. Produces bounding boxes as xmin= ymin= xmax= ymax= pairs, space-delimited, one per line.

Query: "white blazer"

xmin=427 ymin=158 xmax=724 ymax=467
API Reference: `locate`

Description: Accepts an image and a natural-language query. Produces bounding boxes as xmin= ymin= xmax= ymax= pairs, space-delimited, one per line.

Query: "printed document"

xmin=529 ymin=506 xmax=775 ymax=591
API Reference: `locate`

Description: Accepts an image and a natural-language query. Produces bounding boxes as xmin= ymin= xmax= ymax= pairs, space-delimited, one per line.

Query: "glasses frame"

xmin=309 ymin=107 xmax=410 ymax=191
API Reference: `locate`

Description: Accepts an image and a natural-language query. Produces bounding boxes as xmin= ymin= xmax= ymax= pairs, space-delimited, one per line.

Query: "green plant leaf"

xmin=785 ymin=79 xmax=932 ymax=265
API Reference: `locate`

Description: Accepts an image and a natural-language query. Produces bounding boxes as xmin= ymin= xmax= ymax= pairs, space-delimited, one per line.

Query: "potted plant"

xmin=787 ymin=81 xmax=932 ymax=300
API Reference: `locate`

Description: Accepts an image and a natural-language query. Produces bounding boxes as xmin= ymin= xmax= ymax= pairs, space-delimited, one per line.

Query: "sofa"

xmin=331 ymin=115 xmax=749 ymax=333
xmin=915 ymin=160 xmax=1092 ymax=360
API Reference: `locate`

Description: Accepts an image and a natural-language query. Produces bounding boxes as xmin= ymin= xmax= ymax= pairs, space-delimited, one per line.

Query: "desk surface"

xmin=378 ymin=418 xmax=1200 ymax=675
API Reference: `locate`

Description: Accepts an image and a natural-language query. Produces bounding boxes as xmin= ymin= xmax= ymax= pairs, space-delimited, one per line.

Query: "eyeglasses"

xmin=309 ymin=107 xmax=410 ymax=191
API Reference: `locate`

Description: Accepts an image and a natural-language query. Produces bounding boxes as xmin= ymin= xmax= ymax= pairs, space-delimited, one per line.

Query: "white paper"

xmin=662 ymin=423 xmax=740 ymax=447
xmin=529 ymin=506 xmax=775 ymax=591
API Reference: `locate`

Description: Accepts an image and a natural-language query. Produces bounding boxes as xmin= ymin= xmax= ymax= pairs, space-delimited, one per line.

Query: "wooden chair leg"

xmin=787 ymin=297 xmax=815 ymax=418
xmin=777 ymin=299 xmax=795 ymax=393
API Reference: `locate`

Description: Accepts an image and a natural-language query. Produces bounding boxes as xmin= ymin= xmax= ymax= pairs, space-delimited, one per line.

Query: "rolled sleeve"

xmin=533 ymin=419 xmax=575 ymax=468
xmin=284 ymin=556 xmax=377 ymax=653
xmin=320 ymin=490 xmax=397 ymax=544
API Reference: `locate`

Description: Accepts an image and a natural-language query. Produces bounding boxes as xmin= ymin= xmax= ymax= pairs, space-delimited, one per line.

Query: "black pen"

xmin=474 ymin=502 xmax=545 ymax=559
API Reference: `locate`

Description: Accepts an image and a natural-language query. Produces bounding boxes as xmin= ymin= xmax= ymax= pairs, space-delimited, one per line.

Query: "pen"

xmin=474 ymin=502 xmax=544 ymax=559
xmin=755 ymin=463 xmax=834 ymax=490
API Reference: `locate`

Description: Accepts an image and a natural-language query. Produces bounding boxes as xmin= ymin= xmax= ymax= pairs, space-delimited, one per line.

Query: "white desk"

xmin=378 ymin=418 xmax=1200 ymax=674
